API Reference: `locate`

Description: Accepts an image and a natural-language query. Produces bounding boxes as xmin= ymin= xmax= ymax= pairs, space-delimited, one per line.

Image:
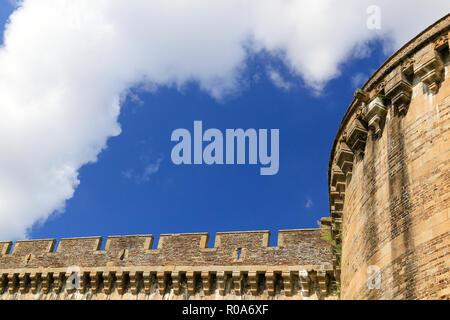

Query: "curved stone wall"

xmin=327 ymin=14 xmax=450 ymax=299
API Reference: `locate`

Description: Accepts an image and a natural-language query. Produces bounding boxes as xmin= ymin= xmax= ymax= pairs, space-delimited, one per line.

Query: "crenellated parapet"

xmin=0 ymin=229 xmax=336 ymax=300
xmin=326 ymin=14 xmax=450 ymax=299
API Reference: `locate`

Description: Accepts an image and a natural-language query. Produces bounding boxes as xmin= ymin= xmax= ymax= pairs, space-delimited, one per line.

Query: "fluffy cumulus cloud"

xmin=0 ymin=0 xmax=448 ymax=239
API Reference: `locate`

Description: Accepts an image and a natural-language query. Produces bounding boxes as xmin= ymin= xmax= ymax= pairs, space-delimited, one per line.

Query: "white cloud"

xmin=0 ymin=0 xmax=448 ymax=239
xmin=267 ymin=67 xmax=293 ymax=91
xmin=122 ymin=156 xmax=163 ymax=183
xmin=305 ymin=197 xmax=313 ymax=209
xmin=143 ymin=158 xmax=163 ymax=180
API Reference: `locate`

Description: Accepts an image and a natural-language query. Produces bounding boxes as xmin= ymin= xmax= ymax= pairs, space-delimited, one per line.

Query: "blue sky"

xmin=0 ymin=2 xmax=447 ymax=245
xmin=33 ymin=60 xmax=376 ymax=247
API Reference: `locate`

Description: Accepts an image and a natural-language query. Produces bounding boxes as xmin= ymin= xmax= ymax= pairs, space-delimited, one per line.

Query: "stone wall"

xmin=0 ymin=229 xmax=336 ymax=300
xmin=326 ymin=14 xmax=450 ymax=300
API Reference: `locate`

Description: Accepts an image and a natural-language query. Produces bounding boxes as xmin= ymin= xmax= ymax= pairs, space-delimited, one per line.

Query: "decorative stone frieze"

xmin=354 ymin=89 xmax=370 ymax=104
xmin=18 ymin=273 xmax=28 ymax=294
xmin=201 ymin=271 xmax=212 ymax=295
xmin=330 ymin=165 xmax=345 ymax=192
xmin=317 ymin=271 xmax=329 ymax=297
xmin=0 ymin=267 xmax=334 ymax=299
xmin=414 ymin=49 xmax=445 ymax=94
xmin=90 ymin=271 xmax=100 ymax=293
xmin=8 ymin=273 xmax=17 ymax=294
xmin=53 ymin=272 xmax=64 ymax=293
xmin=79 ymin=272 xmax=89 ymax=294
xmin=115 ymin=271 xmax=127 ymax=295
xmin=142 ymin=271 xmax=154 ymax=294
xmin=248 ymin=271 xmax=258 ymax=296
xmin=102 ymin=271 xmax=113 ymax=294
xmin=433 ymin=31 xmax=449 ymax=51
xmin=265 ymin=271 xmax=275 ymax=296
xmin=362 ymin=96 xmax=387 ymax=137
xmin=401 ymin=57 xmax=415 ymax=75
xmin=41 ymin=273 xmax=51 ymax=294
xmin=129 ymin=271 xmax=139 ymax=294
xmin=282 ymin=271 xmax=293 ymax=296
xmin=0 ymin=274 xmax=6 ymax=294
xmin=385 ymin=65 xmax=413 ymax=115
xmin=328 ymin=163 xmax=346 ymax=259
xmin=65 ymin=271 xmax=75 ymax=294
xmin=157 ymin=271 xmax=167 ymax=296
xmin=217 ymin=271 xmax=227 ymax=296
xmin=299 ymin=270 xmax=311 ymax=297
xmin=232 ymin=271 xmax=241 ymax=295
xmin=335 ymin=139 xmax=354 ymax=176
xmin=30 ymin=272 xmax=39 ymax=294
xmin=186 ymin=271 xmax=195 ymax=295
xmin=347 ymin=118 xmax=368 ymax=159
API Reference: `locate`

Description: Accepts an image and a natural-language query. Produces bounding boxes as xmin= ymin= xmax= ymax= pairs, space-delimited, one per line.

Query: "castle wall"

xmin=0 ymin=229 xmax=336 ymax=300
xmin=327 ymin=15 xmax=450 ymax=300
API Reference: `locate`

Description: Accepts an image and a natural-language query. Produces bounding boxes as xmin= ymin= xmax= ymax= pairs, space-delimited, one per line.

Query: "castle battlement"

xmin=0 ymin=229 xmax=335 ymax=300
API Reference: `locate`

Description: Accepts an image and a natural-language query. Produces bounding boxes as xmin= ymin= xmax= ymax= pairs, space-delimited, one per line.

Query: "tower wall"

xmin=328 ymin=15 xmax=450 ymax=299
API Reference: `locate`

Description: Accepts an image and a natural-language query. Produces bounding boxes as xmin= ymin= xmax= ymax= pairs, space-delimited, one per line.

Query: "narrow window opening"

xmin=237 ymin=248 xmax=242 ymax=260
xmin=119 ymin=249 xmax=128 ymax=261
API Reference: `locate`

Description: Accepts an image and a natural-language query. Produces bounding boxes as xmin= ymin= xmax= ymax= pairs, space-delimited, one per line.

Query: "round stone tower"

xmin=327 ymin=14 xmax=449 ymax=299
